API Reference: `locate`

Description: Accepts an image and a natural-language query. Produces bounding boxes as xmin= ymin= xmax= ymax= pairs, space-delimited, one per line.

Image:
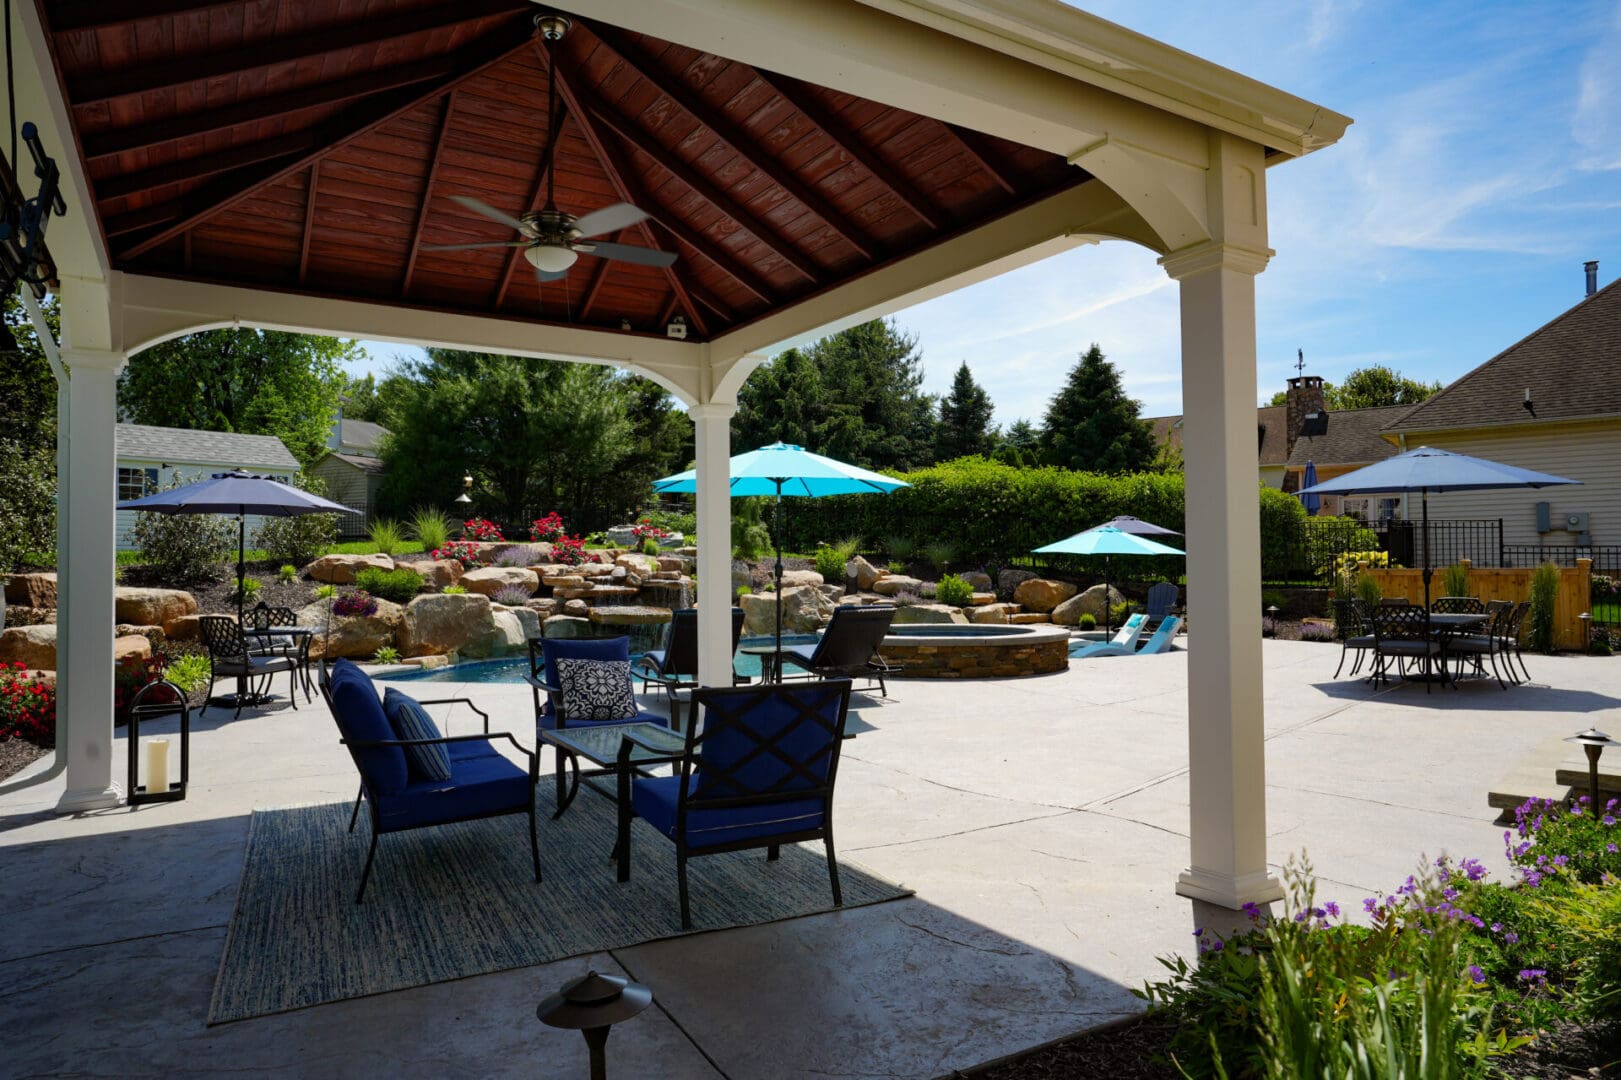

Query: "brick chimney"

xmin=1285 ymin=375 xmax=1326 ymax=457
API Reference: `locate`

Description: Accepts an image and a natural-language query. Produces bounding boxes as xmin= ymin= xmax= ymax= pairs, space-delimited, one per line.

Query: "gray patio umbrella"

xmin=118 ymin=470 xmax=357 ymax=624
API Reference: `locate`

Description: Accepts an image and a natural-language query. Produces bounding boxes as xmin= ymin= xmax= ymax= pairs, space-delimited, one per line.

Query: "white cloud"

xmin=1572 ymin=2 xmax=1621 ymax=170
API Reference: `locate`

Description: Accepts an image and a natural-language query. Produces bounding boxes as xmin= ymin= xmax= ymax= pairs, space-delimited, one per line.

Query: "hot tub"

xmin=879 ymin=622 xmax=1070 ymax=678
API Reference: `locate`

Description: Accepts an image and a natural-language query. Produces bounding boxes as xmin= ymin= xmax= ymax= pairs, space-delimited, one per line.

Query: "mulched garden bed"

xmin=121 ymin=559 xmax=323 ymax=618
xmin=956 ymin=1013 xmax=1181 ymax=1079
xmin=0 ymin=737 xmax=50 ymax=782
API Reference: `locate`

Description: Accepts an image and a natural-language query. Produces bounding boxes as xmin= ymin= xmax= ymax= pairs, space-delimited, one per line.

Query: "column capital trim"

xmin=688 ymin=403 xmax=737 ymax=421
xmin=60 ymin=348 xmax=129 ymax=374
xmin=1158 ymin=240 xmax=1273 ymax=280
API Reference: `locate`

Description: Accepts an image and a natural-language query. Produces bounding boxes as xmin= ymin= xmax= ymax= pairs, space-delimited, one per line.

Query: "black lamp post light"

xmin=538 ymin=970 xmax=653 ymax=1080
xmin=1565 ymin=728 xmax=1617 ymax=819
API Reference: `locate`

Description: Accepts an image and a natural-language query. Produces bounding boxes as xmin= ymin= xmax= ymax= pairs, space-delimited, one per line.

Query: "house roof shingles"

xmin=1148 ymin=405 xmax=1292 ymax=466
xmin=1285 ymin=405 xmax=1411 ymax=467
xmin=338 ymin=419 xmax=388 ymax=452
xmin=1388 ymin=277 xmax=1621 ymax=433
xmin=116 ymin=423 xmax=300 ymax=471
xmin=328 ymin=452 xmax=388 ymax=474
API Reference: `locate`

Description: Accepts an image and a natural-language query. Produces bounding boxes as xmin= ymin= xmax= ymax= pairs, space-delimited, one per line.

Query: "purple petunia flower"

xmin=1518 ymin=968 xmax=1547 ymax=982
xmin=1504 ymin=931 xmax=1519 ymax=944
xmin=1323 ymin=901 xmax=1340 ymax=918
xmin=1242 ymin=902 xmax=1262 ymax=920
xmin=1608 ymin=843 xmax=1618 ymax=854
xmin=1363 ymin=897 xmax=1379 ymax=914
xmin=1468 ymin=965 xmax=1486 ymax=984
xmin=1605 ymin=816 xmax=1616 ymax=827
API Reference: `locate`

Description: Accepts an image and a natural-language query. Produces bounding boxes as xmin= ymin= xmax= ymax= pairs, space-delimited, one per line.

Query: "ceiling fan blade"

xmin=534 ymin=267 xmax=571 ymax=282
xmin=421 ymin=240 xmax=530 ymax=251
xmin=448 ymin=194 xmax=526 ymax=232
xmin=573 ymin=202 xmax=650 ymax=238
xmin=582 ymin=240 xmax=678 ymax=268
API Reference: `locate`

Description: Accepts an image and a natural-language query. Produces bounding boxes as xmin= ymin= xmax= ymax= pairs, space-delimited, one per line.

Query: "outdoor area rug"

xmin=209 ymin=799 xmax=910 ymax=1024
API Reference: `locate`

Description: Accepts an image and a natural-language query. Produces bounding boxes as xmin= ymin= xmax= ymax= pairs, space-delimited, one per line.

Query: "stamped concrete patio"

xmin=3 ymin=640 xmax=1615 ymax=1078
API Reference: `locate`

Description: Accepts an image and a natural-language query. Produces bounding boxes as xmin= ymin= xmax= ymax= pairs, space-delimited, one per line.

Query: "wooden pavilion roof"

xmin=40 ymin=0 xmax=1086 ymax=343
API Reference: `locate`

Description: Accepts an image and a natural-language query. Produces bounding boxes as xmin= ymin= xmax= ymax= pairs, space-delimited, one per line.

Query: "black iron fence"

xmin=1501 ymin=545 xmax=1621 ymax=572
xmin=1268 ymin=518 xmax=1507 ymax=586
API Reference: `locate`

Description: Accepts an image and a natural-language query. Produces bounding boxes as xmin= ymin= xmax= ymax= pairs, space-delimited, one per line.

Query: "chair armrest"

xmin=415 ymin=696 xmax=491 ymax=734
xmin=521 ymin=673 xmax=562 ymax=694
xmin=344 ymin=732 xmax=539 ymax=776
xmin=619 ymin=727 xmax=685 ymax=761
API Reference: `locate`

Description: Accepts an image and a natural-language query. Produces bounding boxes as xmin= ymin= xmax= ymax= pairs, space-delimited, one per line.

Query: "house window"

xmin=117 ymin=467 xmax=158 ymax=501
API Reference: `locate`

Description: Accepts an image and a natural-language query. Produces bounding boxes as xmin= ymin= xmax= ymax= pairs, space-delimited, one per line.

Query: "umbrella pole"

xmin=774 ymin=481 xmax=784 ymax=681
xmin=237 ymin=513 xmax=246 ymax=627
xmin=1103 ymin=556 xmax=1112 ymax=638
xmin=1422 ymin=490 xmax=1435 ymax=680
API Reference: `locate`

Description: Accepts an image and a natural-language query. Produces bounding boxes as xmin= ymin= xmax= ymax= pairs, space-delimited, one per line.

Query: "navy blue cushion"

xmin=328 ymin=662 xmax=409 ymax=796
xmin=631 ymin=774 xmax=824 ymax=849
xmin=382 ymin=688 xmax=452 ymax=783
xmin=690 ymin=689 xmax=840 ymax=802
xmin=373 ymin=748 xmax=531 ymax=831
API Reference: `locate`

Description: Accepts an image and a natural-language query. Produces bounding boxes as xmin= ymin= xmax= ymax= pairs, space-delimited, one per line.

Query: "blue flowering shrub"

xmin=1137 ymin=809 xmax=1621 ymax=1078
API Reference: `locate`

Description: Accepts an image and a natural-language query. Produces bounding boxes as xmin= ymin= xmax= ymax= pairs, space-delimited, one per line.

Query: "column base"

xmin=56 ymin=783 xmax=124 ymax=814
xmin=1176 ymin=865 xmax=1283 ymax=909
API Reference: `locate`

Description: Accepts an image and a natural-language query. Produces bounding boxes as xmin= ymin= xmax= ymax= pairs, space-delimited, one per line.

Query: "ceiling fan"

xmin=421 ymin=14 xmax=677 ymax=281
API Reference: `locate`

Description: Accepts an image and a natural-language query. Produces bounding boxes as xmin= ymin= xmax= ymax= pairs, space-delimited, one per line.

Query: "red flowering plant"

xmin=530 ymin=512 xmax=567 ymax=543
xmin=462 ymin=518 xmax=504 ymax=542
xmin=114 ymin=653 xmax=181 ymax=727
xmin=551 ymin=534 xmax=588 ymax=566
xmin=432 ymin=539 xmax=488 ymax=569
xmin=631 ymin=518 xmax=670 ymax=541
xmin=1 ymin=661 xmax=55 ymax=744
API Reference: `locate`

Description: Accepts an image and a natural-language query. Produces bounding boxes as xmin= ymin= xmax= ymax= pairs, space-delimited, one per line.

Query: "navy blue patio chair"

xmin=614 ymin=679 xmax=854 ymax=929
xmin=320 ymin=659 xmax=539 ymax=903
xmin=1142 ymin=581 xmax=1180 ymax=628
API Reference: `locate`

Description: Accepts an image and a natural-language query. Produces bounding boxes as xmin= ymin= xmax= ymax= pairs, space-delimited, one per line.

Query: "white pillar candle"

xmin=146 ymin=739 xmax=170 ymax=796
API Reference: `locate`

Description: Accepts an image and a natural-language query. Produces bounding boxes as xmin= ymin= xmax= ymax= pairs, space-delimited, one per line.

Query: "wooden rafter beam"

xmin=97 ymin=130 xmax=310 ymax=202
xmin=298 ymin=163 xmax=320 ymax=284
xmin=572 ymin=81 xmax=821 ymax=285
xmin=492 ymin=104 xmax=571 ymax=311
xmin=82 ymin=58 xmax=460 ymax=162
xmin=941 ymin=123 xmax=1021 ymax=196
xmin=112 ymin=21 xmax=536 ymax=261
xmin=400 ymin=93 xmax=458 ymax=298
xmin=577 ymin=229 xmax=619 ymax=321
xmin=68 ymin=1 xmax=525 ymax=105
xmin=585 ymin=23 xmax=883 ymax=263
xmin=751 ymin=70 xmax=948 ymax=232
xmin=49 ymin=0 xmax=242 ymax=34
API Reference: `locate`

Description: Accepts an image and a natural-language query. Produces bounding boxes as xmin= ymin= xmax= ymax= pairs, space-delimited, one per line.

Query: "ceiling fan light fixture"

xmin=525 ymin=244 xmax=578 ymax=273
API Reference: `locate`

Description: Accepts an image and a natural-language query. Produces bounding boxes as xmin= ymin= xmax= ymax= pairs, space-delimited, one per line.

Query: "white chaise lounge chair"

xmin=1073 ymin=615 xmax=1181 ymax=659
xmin=1070 ymin=612 xmax=1145 ymax=657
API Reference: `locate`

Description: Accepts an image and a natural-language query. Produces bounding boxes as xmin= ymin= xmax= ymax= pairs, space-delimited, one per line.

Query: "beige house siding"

xmin=1396 ymin=420 xmax=1621 ymax=553
xmin=310 ymin=458 xmax=379 ymax=538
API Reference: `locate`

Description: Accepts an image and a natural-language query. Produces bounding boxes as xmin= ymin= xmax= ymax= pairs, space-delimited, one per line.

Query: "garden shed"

xmin=308 ymin=452 xmax=385 ymax=539
xmin=114 ymin=424 xmax=299 ymax=550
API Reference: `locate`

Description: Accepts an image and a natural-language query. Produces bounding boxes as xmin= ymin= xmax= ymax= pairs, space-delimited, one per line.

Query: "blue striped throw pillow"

xmin=382 ymin=688 xmax=452 ymax=783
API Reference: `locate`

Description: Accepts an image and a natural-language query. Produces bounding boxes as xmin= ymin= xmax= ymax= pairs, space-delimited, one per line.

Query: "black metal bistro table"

xmin=539 ymin=722 xmax=686 ymax=818
xmin=242 ymin=625 xmax=318 ymax=699
xmin=739 ymin=642 xmax=788 ymax=683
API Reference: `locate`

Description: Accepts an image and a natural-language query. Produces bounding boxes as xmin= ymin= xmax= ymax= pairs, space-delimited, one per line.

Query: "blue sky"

xmin=353 ymin=0 xmax=1621 ymax=426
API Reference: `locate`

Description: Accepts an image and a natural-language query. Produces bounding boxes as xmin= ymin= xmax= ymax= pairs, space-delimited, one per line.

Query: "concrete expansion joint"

xmin=0 ymin=923 xmax=226 ymax=967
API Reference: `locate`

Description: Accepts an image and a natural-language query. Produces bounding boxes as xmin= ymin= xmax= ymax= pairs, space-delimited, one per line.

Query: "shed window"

xmin=117 ymin=467 xmax=158 ymax=501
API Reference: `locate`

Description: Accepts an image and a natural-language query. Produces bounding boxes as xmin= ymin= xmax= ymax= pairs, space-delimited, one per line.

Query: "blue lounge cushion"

xmin=382 ymin=687 xmax=452 ymax=782
xmin=328 ymin=661 xmax=408 ymax=796
xmin=631 ymin=774 xmax=825 ymax=849
xmin=373 ymin=749 xmax=532 ymax=831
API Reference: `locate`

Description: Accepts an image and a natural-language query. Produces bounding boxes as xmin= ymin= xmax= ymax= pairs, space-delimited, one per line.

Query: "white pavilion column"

xmin=55 ymin=347 xmax=127 ymax=812
xmin=689 ymin=403 xmax=736 ymax=688
xmin=1159 ymin=133 xmax=1281 ymax=907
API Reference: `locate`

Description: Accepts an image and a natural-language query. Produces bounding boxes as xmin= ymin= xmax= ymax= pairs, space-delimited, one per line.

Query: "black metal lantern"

xmin=1565 ymin=728 xmax=1616 ymax=819
xmin=127 ymin=679 xmax=190 ymax=805
xmin=537 ymin=970 xmax=652 ymax=1080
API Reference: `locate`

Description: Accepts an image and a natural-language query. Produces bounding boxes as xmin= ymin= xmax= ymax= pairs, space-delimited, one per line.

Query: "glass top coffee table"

xmin=539 ymin=722 xmax=686 ymax=818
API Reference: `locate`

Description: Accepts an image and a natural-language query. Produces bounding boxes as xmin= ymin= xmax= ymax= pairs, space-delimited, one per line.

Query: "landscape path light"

xmin=537 ymin=970 xmax=652 ymax=1080
xmin=1565 ymin=728 xmax=1617 ymax=819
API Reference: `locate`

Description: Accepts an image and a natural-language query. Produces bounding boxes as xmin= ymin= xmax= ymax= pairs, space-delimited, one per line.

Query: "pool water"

xmin=377 ymin=634 xmax=819 ymax=684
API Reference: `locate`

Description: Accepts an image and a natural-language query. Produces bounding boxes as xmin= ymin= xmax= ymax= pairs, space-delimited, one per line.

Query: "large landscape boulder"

xmin=114 ymin=588 xmax=198 ymax=636
xmin=298 ymin=599 xmax=405 ymax=660
xmin=114 ymin=634 xmax=152 ymax=663
xmin=542 ymin=615 xmax=593 ymax=639
xmin=967 ymin=603 xmax=1019 ymax=625
xmin=779 ymin=569 xmax=825 ymax=589
xmin=4 ymin=572 xmax=56 ymax=608
xmin=115 ymin=624 xmax=166 ymax=652
xmin=891 ymin=603 xmax=969 ymax=625
xmin=471 ymin=609 xmax=526 ymax=658
xmin=740 ymin=585 xmax=834 ymax=635
xmin=848 ymin=555 xmax=883 ymax=591
xmin=397 ymin=593 xmax=497 ymax=657
xmin=0 ymin=624 xmax=57 ymax=669
xmin=1050 ymin=584 xmax=1126 ymax=626
xmin=997 ymin=568 xmax=1037 ymax=599
xmin=614 ymin=552 xmax=658 ymax=576
xmin=460 ymin=566 xmax=539 ymax=599
xmin=1012 ymin=578 xmax=1078 ymax=613
xmin=871 ymin=575 xmax=924 ymax=597
xmin=396 ymin=558 xmax=461 ymax=590
xmin=499 ymin=604 xmax=541 ymax=642
xmin=731 ymin=559 xmax=752 ymax=594
xmin=166 ymin=614 xmax=201 ymax=642
xmin=308 ymin=553 xmax=394 ymax=584
xmin=959 ymin=571 xmax=993 ymax=593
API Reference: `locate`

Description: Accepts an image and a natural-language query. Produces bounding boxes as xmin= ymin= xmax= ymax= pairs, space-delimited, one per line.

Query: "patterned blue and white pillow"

xmin=554 ymin=658 xmax=638 ymax=722
xmin=382 ymin=687 xmax=452 ymax=782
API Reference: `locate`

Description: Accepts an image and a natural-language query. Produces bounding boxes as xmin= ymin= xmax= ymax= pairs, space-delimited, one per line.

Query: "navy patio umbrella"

xmin=652 ymin=443 xmax=909 ymax=670
xmin=1098 ymin=515 xmax=1182 ymax=538
xmin=1298 ymin=446 xmax=1578 ymax=639
xmin=1300 ymin=460 xmax=1321 ymax=516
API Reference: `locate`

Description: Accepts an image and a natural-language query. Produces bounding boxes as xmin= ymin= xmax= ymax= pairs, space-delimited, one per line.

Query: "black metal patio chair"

xmin=1444 ymin=599 xmax=1514 ymax=689
xmin=246 ymin=602 xmax=312 ymax=699
xmin=1369 ymin=604 xmax=1447 ymax=692
xmin=1330 ymin=598 xmax=1376 ymax=678
xmin=777 ymin=605 xmax=901 ymax=696
xmin=633 ymin=607 xmax=748 ymax=696
xmin=199 ymin=614 xmax=301 ymax=719
xmin=1431 ymin=596 xmax=1485 ymax=615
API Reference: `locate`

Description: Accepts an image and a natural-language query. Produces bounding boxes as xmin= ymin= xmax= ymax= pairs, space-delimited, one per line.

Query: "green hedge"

xmin=779 ymin=456 xmax=1325 ymax=581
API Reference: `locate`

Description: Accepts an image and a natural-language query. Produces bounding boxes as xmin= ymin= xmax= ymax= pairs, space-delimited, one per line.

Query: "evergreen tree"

xmin=1039 ymin=344 xmax=1155 ymax=473
xmin=992 ymin=418 xmax=1040 ymax=467
xmin=733 ymin=319 xmax=936 ymax=472
xmin=934 ymin=361 xmax=997 ymax=462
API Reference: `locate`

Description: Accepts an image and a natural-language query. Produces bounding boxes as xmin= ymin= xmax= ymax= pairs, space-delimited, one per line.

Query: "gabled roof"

xmin=1388 ymin=277 xmax=1621 ymax=433
xmin=1285 ymin=405 xmax=1409 ymax=467
xmin=321 ymin=452 xmax=388 ymax=474
xmin=1149 ymin=405 xmax=1290 ymax=466
xmin=337 ymin=419 xmax=388 ymax=452
xmin=116 ymin=423 xmax=300 ymax=471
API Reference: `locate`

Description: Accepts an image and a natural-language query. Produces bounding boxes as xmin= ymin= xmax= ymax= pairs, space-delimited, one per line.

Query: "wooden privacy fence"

xmin=1362 ymin=558 xmax=1593 ymax=651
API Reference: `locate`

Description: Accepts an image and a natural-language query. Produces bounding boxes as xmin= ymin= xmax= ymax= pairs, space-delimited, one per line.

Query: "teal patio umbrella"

xmin=652 ymin=442 xmax=909 ymax=668
xmin=1033 ymin=525 xmax=1185 ymax=636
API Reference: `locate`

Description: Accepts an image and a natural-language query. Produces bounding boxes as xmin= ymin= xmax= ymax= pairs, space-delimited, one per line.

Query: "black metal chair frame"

xmin=1501 ymin=601 xmax=1533 ymax=683
xmin=1369 ymin=604 xmax=1450 ymax=692
xmin=614 ymin=679 xmax=854 ymax=929
xmin=199 ymin=614 xmax=301 ymax=719
xmin=317 ymin=668 xmax=540 ymax=903
xmin=633 ymin=608 xmax=748 ymax=697
xmin=1430 ymin=596 xmax=1486 ymax=615
xmin=246 ymin=602 xmax=313 ymax=699
xmin=1330 ymin=598 xmax=1376 ymax=678
xmin=778 ymin=605 xmax=901 ymax=696
xmin=1444 ymin=600 xmax=1514 ymax=690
